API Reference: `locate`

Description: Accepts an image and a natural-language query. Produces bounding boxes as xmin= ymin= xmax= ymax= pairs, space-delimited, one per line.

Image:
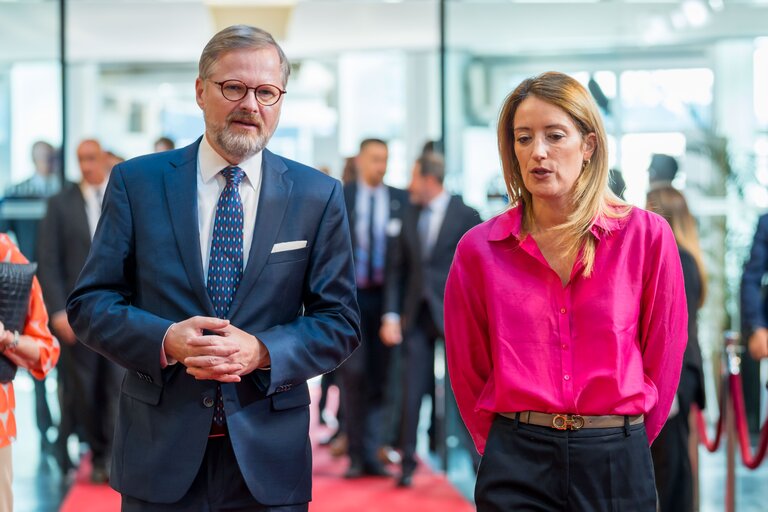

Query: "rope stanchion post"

xmin=724 ymin=331 xmax=739 ymax=512
xmin=695 ymin=330 xmax=768 ymax=511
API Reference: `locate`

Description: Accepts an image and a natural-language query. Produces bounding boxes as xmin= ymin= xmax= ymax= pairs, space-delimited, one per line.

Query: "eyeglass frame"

xmin=210 ymin=79 xmax=287 ymax=106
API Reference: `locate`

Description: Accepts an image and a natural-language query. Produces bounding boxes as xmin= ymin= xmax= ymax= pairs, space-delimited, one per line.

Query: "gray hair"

xmin=418 ymin=151 xmax=446 ymax=185
xmin=198 ymin=25 xmax=291 ymax=86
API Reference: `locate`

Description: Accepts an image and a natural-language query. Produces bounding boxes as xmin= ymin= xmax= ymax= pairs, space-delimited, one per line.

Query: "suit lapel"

xmin=227 ymin=149 xmax=292 ymax=318
xmin=71 ymin=186 xmax=93 ymax=249
xmin=344 ymin=182 xmax=357 ymax=249
xmin=163 ymin=139 xmax=215 ymax=316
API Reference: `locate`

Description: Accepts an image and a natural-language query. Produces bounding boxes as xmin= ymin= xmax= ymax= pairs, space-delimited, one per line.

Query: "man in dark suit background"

xmin=66 ymin=25 xmax=359 ymax=511
xmin=380 ymin=151 xmax=480 ymax=487
xmin=340 ymin=138 xmax=407 ymax=478
xmin=37 ymin=138 xmax=120 ymax=482
xmin=743 ymin=213 xmax=768 ymax=361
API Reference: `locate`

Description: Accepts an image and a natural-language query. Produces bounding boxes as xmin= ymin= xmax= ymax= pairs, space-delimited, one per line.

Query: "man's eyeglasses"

xmin=211 ymin=79 xmax=286 ymax=106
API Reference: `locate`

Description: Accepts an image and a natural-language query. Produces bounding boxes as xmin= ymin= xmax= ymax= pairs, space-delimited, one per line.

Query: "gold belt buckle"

xmin=552 ymin=414 xmax=585 ymax=430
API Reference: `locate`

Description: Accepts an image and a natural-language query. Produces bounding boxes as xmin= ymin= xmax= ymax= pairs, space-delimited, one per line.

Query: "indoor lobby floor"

xmin=9 ymin=371 xmax=768 ymax=512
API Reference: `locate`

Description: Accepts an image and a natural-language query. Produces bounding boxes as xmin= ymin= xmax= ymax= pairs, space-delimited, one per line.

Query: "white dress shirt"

xmin=421 ymin=190 xmax=451 ymax=256
xmin=354 ymin=181 xmax=389 ymax=286
xmin=161 ymin=136 xmax=264 ymax=367
xmin=80 ymin=181 xmax=108 ymax=240
xmin=197 ymin=135 xmax=263 ymax=280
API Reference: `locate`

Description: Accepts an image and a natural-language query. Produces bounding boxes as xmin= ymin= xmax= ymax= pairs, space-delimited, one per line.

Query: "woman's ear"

xmin=583 ymin=133 xmax=597 ymax=161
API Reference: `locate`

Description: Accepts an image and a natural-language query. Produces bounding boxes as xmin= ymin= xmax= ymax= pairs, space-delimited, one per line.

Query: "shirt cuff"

xmin=160 ymin=323 xmax=178 ymax=368
xmin=382 ymin=312 xmax=401 ymax=324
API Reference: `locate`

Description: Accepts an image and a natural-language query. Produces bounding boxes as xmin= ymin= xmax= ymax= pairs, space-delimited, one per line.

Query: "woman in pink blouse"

xmin=444 ymin=72 xmax=687 ymax=511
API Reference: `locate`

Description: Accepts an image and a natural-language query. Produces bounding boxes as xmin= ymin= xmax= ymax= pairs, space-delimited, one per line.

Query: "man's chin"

xmin=218 ymin=134 xmax=267 ymax=161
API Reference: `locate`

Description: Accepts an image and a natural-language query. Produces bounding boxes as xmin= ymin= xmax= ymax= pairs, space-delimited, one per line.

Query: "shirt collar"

xmin=79 ymin=179 xmax=107 ymax=199
xmin=425 ymin=189 xmax=450 ymax=213
xmin=488 ymin=203 xmax=628 ymax=242
xmin=199 ymin=133 xmax=261 ymax=190
xmin=357 ymin=178 xmax=385 ymax=195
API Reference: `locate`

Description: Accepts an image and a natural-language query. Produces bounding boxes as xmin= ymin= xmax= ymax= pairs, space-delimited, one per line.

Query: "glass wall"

xmin=0 ymin=0 xmax=62 ymax=260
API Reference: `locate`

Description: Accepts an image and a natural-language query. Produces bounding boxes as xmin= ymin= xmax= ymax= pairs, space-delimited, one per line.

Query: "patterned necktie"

xmin=207 ymin=165 xmax=245 ymax=427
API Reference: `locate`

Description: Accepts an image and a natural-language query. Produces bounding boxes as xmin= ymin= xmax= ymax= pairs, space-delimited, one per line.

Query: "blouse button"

xmin=563 ymin=374 xmax=571 ymax=381
xmin=560 ymin=308 xmax=566 ymax=314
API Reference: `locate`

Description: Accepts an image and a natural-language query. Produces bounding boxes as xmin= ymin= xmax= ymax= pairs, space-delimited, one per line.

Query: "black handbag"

xmin=0 ymin=261 xmax=37 ymax=383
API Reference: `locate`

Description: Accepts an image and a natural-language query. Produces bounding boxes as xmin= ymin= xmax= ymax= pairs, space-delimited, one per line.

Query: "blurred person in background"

xmin=1 ymin=139 xmax=63 ymax=458
xmin=444 ymin=72 xmax=687 ymax=511
xmin=646 ymin=186 xmax=707 ymax=512
xmin=37 ymin=138 xmax=120 ymax=483
xmin=4 ymin=140 xmax=61 ymax=199
xmin=340 ymin=138 xmax=407 ymax=478
xmin=341 ymin=156 xmax=357 ymax=185
xmin=608 ymin=168 xmax=626 ymax=200
xmin=648 ymin=153 xmax=679 ymax=191
xmin=0 ymin=233 xmax=60 ymax=512
xmin=66 ymin=25 xmax=358 ymax=511
xmin=105 ymin=150 xmax=125 ymax=171
xmin=380 ymin=150 xmax=480 ymax=487
xmin=741 ymin=207 xmax=768 ymax=361
xmin=153 ymin=136 xmax=175 ymax=153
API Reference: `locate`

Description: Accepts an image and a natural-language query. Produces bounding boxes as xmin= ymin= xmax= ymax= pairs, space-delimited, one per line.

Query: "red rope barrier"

xmin=694 ymin=403 xmax=723 ymax=453
xmin=728 ymin=373 xmax=768 ymax=469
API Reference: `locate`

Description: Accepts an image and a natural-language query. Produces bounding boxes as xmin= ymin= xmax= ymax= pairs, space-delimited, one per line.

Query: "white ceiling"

xmin=1 ymin=0 xmax=766 ymax=63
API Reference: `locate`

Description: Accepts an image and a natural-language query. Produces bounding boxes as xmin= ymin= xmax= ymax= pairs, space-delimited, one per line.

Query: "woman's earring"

xmin=582 ymin=159 xmax=590 ymax=171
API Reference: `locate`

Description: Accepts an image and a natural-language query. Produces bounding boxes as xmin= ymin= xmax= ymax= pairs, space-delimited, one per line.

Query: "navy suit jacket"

xmin=742 ymin=214 xmax=768 ymax=335
xmin=343 ymin=181 xmax=408 ymax=289
xmin=66 ymin=139 xmax=361 ymax=505
xmin=383 ymin=195 xmax=480 ymax=333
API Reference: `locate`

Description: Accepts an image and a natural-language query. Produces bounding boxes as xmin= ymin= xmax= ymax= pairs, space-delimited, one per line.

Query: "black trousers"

xmin=339 ymin=287 xmax=392 ymax=466
xmin=476 ymin=415 xmax=657 ymax=512
xmin=399 ymin=303 xmax=440 ymax=472
xmin=121 ymin=436 xmax=308 ymax=512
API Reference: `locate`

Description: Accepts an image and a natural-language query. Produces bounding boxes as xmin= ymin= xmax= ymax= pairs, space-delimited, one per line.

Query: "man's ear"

xmin=195 ymin=77 xmax=205 ymax=110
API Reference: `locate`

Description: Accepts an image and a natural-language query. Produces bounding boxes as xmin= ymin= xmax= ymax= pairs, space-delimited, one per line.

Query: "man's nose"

xmin=239 ymin=90 xmax=261 ymax=111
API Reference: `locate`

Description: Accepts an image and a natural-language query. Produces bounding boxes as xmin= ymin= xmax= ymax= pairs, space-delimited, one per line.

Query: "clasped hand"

xmin=165 ymin=316 xmax=269 ymax=383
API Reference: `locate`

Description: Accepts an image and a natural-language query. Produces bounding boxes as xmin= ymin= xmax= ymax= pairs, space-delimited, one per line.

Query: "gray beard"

xmin=215 ymin=127 xmax=269 ymax=161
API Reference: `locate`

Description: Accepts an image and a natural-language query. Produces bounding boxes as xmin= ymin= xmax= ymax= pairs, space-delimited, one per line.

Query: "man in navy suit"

xmin=340 ymin=139 xmax=407 ymax=478
xmin=66 ymin=25 xmax=360 ymax=511
xmin=380 ymin=151 xmax=480 ymax=486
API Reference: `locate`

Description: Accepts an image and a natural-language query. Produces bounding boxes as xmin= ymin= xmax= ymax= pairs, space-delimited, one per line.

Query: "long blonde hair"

xmin=497 ymin=71 xmax=629 ymax=276
xmin=646 ymin=187 xmax=707 ymax=307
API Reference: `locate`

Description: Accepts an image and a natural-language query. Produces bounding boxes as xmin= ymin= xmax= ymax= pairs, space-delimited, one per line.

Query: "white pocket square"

xmin=271 ymin=240 xmax=308 ymax=253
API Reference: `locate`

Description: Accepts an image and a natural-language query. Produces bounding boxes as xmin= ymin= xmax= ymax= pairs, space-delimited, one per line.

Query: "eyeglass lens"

xmin=220 ymin=80 xmax=282 ymax=105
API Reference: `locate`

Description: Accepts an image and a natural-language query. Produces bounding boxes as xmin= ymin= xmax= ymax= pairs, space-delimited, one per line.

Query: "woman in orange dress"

xmin=0 ymin=233 xmax=60 ymax=512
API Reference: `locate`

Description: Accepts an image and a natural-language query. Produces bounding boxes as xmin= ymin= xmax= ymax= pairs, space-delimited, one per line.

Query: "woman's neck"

xmin=528 ymin=198 xmax=572 ymax=234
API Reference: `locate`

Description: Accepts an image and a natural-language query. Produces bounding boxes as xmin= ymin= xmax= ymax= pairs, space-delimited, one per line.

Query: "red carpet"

xmin=61 ymin=385 xmax=473 ymax=512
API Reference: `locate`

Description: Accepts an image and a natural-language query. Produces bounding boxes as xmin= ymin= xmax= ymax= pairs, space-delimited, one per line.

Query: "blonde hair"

xmin=646 ymin=187 xmax=708 ymax=307
xmin=497 ymin=71 xmax=629 ymax=276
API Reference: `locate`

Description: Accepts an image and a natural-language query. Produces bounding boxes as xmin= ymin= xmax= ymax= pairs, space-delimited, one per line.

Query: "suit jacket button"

xmin=203 ymin=396 xmax=214 ymax=408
